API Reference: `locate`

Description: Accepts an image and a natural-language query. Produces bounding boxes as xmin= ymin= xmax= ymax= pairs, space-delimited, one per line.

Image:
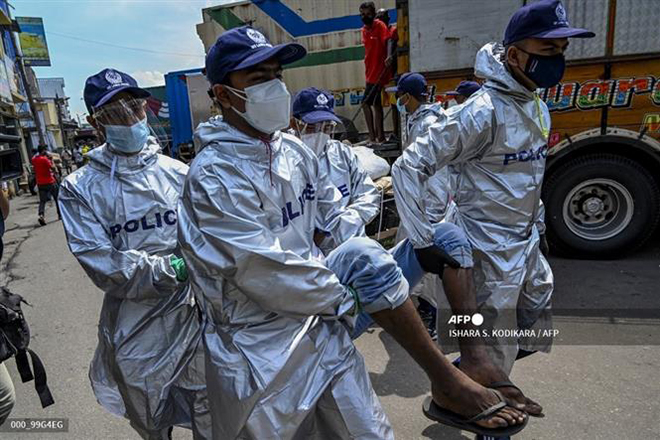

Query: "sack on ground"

xmin=352 ymin=146 xmax=391 ymax=180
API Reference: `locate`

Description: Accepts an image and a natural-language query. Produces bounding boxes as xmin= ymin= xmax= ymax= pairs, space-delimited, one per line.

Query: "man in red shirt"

xmin=360 ymin=1 xmax=391 ymax=144
xmin=376 ymin=7 xmax=399 ymax=140
xmin=31 ymin=145 xmax=60 ymax=225
xmin=376 ymin=8 xmax=397 ymax=83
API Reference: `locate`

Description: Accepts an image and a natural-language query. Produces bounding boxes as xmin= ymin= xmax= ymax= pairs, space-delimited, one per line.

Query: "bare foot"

xmin=460 ymin=354 xmax=544 ymax=417
xmin=431 ymin=373 xmax=527 ymax=430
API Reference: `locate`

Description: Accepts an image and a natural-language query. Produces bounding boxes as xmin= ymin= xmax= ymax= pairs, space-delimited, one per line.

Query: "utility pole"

xmin=8 ymin=16 xmax=46 ymax=146
xmin=55 ymin=93 xmax=68 ymax=150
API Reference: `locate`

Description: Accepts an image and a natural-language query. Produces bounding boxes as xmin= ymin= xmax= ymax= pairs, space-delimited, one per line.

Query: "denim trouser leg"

xmin=325 ymin=237 xmax=409 ymax=339
xmin=37 ymin=184 xmax=60 ymax=217
xmin=338 ymin=223 xmax=473 ymax=339
xmin=325 ymin=223 xmax=473 ymax=339
xmin=390 ymin=222 xmax=474 ymax=287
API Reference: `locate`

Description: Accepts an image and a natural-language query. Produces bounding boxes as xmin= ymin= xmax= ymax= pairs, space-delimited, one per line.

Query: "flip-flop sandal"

xmin=422 ymin=389 xmax=528 ymax=437
xmin=489 ymin=380 xmax=544 ymax=418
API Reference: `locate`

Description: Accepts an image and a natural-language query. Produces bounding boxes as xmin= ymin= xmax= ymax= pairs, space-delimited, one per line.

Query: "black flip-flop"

xmin=422 ymin=390 xmax=528 ymax=437
xmin=489 ymin=380 xmax=545 ymax=418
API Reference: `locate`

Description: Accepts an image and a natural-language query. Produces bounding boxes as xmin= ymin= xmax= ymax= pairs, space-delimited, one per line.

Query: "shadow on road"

xmin=421 ymin=423 xmax=472 ymax=439
xmin=369 ymin=331 xmax=429 ymax=399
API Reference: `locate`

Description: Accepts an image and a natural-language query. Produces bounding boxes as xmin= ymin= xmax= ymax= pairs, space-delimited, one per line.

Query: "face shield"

xmin=295 ymin=119 xmax=337 ymax=156
xmin=92 ymin=97 xmax=168 ymax=154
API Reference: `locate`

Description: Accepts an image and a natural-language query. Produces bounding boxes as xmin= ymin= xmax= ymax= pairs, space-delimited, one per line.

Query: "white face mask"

xmin=301 ymin=132 xmax=330 ymax=156
xmin=226 ymin=79 xmax=291 ymax=134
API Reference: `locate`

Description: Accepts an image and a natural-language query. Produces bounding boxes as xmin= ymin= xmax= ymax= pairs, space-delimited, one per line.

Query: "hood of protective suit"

xmin=407 ymin=103 xmax=444 ymax=143
xmin=194 ymin=116 xmax=282 ymax=159
xmin=475 ymin=42 xmax=535 ymax=102
xmin=193 ymin=115 xmax=223 ymax=154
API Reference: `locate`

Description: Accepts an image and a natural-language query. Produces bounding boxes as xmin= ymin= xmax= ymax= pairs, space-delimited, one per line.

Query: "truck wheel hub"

xmin=562 ymin=178 xmax=634 ymax=241
xmin=583 ymin=197 xmax=605 ymax=217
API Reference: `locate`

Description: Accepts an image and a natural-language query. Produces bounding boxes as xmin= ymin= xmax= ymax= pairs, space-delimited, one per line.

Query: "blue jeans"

xmin=391 ymin=222 xmax=473 ymax=285
xmin=325 ymin=237 xmax=409 ymax=327
xmin=326 ymin=223 xmax=473 ymax=338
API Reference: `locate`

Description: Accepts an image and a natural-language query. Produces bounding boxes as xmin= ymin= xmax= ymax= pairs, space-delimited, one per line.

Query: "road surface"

xmin=1 ymin=194 xmax=658 ymax=439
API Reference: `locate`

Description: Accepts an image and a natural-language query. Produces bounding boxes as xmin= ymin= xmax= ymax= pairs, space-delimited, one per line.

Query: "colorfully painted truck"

xmin=397 ymin=0 xmax=660 ymax=257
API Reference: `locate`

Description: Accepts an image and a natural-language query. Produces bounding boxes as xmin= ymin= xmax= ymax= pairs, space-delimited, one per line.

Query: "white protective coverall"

xmin=396 ymin=103 xmax=454 ymax=309
xmin=392 ymin=42 xmax=554 ymax=373
xmin=405 ymin=103 xmax=453 ymax=224
xmin=314 ymin=139 xmax=380 ymax=253
xmin=178 ymin=118 xmax=409 ymax=439
xmin=59 ymin=140 xmax=210 ymax=439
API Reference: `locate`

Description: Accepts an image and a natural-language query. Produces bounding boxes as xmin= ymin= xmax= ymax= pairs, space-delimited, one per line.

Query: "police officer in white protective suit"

xmin=388 ymin=72 xmax=453 ymax=338
xmin=388 ymin=72 xmax=546 ymax=426
xmin=392 ymin=1 xmax=594 ymax=434
xmin=59 ymin=69 xmax=210 ymax=439
xmin=177 ymin=26 xmax=531 ymax=439
xmin=291 ymin=87 xmax=380 ymax=255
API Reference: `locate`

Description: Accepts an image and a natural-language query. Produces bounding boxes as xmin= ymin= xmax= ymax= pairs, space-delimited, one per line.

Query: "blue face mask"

xmin=522 ymin=51 xmax=566 ymax=89
xmin=105 ymin=118 xmax=149 ymax=153
xmin=396 ymin=95 xmax=409 ymax=114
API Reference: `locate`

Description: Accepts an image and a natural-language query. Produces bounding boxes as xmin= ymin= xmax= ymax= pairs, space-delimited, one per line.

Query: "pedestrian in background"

xmin=73 ymin=147 xmax=83 ymax=169
xmin=0 ymin=185 xmax=16 ymax=427
xmin=31 ymin=145 xmax=61 ymax=226
xmin=61 ymin=148 xmax=73 ymax=175
xmin=360 ymin=1 xmax=391 ymax=144
xmin=376 ymin=7 xmax=400 ymax=142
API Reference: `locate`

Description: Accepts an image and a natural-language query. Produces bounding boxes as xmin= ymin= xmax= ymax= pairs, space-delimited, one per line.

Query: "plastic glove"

xmin=414 ymin=245 xmax=460 ymax=277
xmin=170 ymin=256 xmax=188 ymax=282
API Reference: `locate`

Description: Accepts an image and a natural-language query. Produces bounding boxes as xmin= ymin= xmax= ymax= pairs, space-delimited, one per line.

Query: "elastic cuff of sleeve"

xmin=347 ymin=286 xmax=361 ymax=316
xmin=412 ymin=240 xmax=435 ymax=250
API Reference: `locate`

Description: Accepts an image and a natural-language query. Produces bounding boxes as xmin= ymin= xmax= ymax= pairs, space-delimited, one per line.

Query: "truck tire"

xmin=543 ymin=153 xmax=660 ymax=258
